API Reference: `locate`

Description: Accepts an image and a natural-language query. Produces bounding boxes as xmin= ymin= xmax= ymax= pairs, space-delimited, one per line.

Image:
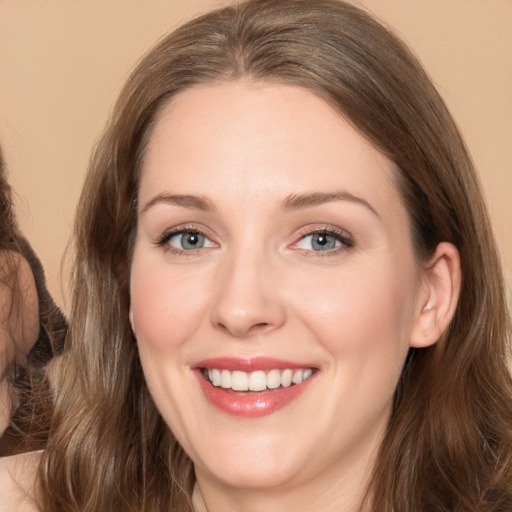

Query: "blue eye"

xmin=165 ymin=231 xmax=215 ymax=251
xmin=295 ymin=230 xmax=352 ymax=252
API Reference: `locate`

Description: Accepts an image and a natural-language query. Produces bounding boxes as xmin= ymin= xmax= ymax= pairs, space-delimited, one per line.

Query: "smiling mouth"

xmin=201 ymin=367 xmax=315 ymax=392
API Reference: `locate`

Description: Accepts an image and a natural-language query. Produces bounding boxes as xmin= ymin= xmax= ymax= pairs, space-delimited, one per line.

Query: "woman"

xmin=1 ymin=0 xmax=511 ymax=510
xmin=0 ymin=147 xmax=66 ymax=456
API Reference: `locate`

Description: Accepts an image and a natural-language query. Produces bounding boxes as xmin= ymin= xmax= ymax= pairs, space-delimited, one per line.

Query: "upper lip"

xmin=193 ymin=357 xmax=316 ymax=372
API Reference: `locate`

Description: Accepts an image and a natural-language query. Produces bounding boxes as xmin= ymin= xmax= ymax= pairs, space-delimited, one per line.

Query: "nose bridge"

xmin=210 ymin=239 xmax=285 ymax=338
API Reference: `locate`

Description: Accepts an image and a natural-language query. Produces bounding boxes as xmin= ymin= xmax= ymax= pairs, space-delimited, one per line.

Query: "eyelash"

xmin=156 ymin=225 xmax=217 ymax=256
xmin=292 ymin=226 xmax=354 ymax=256
xmin=155 ymin=225 xmax=354 ymax=256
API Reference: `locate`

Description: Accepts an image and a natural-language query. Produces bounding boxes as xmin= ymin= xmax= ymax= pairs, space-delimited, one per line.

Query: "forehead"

xmin=139 ymin=81 xmax=402 ymax=217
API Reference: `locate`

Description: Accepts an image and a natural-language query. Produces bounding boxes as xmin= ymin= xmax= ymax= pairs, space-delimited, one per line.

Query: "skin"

xmin=0 ymin=451 xmax=41 ymax=512
xmin=0 ymin=251 xmax=39 ymax=435
xmin=130 ymin=82 xmax=460 ymax=512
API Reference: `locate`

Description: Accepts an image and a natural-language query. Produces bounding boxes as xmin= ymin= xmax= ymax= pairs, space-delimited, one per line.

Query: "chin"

xmin=196 ymin=454 xmax=305 ymax=491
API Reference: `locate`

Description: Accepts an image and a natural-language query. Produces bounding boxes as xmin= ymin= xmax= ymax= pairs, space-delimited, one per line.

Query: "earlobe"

xmin=410 ymin=242 xmax=461 ymax=348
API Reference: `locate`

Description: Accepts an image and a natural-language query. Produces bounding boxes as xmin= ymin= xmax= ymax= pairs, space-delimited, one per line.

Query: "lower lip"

xmin=195 ymin=371 xmax=315 ymax=418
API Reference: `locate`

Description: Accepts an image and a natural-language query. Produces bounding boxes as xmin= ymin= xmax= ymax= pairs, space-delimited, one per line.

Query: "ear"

xmin=410 ymin=242 xmax=461 ymax=348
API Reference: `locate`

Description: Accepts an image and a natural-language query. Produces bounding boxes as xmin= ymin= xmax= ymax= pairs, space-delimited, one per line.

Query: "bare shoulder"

xmin=0 ymin=451 xmax=41 ymax=512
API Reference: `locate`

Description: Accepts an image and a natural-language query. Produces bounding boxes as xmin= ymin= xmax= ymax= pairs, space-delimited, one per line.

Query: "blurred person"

xmin=0 ymin=146 xmax=65 ymax=456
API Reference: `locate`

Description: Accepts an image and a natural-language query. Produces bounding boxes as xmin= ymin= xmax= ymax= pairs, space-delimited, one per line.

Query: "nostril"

xmin=215 ymin=320 xmax=272 ymax=337
xmin=248 ymin=322 xmax=272 ymax=333
xmin=254 ymin=323 xmax=269 ymax=328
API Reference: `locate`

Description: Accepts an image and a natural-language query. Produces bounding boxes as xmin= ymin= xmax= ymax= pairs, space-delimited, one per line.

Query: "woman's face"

xmin=0 ymin=251 xmax=39 ymax=433
xmin=130 ymin=82 xmax=430 ymax=496
xmin=0 ymin=251 xmax=39 ymax=369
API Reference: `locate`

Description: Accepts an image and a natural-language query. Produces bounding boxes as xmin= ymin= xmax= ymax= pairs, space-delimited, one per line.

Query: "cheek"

xmin=130 ymin=258 xmax=211 ymax=356
xmin=289 ymin=261 xmax=418 ymax=439
xmin=289 ymin=259 xmax=417 ymax=367
xmin=129 ymin=257 xmax=208 ymax=431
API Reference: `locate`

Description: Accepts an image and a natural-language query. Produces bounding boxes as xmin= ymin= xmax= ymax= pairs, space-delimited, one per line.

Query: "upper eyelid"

xmin=290 ymin=226 xmax=354 ymax=251
xmin=156 ymin=224 xmax=216 ymax=245
xmin=160 ymin=223 xmax=213 ymax=236
xmin=294 ymin=225 xmax=353 ymax=241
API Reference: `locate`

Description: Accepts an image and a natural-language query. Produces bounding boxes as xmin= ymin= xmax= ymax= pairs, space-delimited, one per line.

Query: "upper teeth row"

xmin=207 ymin=368 xmax=313 ymax=392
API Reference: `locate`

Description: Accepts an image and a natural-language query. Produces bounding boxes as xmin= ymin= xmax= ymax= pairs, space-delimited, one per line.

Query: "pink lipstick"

xmin=194 ymin=357 xmax=317 ymax=417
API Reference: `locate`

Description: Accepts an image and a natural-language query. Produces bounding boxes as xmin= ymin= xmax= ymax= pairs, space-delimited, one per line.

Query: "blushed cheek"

xmin=130 ymin=268 xmax=192 ymax=408
xmin=130 ymin=262 xmax=210 ymax=354
xmin=290 ymin=266 xmax=414 ymax=363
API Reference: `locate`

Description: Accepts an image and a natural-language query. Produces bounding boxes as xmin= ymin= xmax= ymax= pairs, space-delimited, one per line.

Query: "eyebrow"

xmin=140 ymin=193 xmax=216 ymax=215
xmin=281 ymin=191 xmax=380 ymax=218
xmin=140 ymin=190 xmax=379 ymax=218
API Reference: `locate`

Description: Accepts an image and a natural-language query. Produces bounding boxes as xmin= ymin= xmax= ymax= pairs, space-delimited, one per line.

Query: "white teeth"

xmin=206 ymin=367 xmax=314 ymax=391
xmin=248 ymin=371 xmax=267 ymax=391
xmin=281 ymin=369 xmax=293 ymax=387
xmin=266 ymin=369 xmax=281 ymax=389
xmin=209 ymin=369 xmax=221 ymax=387
xmin=292 ymin=369 xmax=303 ymax=384
xmin=231 ymin=371 xmax=249 ymax=391
xmin=220 ymin=369 xmax=232 ymax=389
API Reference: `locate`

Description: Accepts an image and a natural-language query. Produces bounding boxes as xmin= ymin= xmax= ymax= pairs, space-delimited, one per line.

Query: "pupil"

xmin=316 ymin=234 xmax=328 ymax=245
xmin=312 ymin=233 xmax=336 ymax=251
xmin=182 ymin=232 xmax=204 ymax=249
xmin=187 ymin=233 xmax=199 ymax=245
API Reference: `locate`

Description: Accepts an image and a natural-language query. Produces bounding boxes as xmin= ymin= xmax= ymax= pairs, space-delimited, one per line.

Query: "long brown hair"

xmin=38 ymin=1 xmax=512 ymax=510
xmin=0 ymin=147 xmax=66 ymax=456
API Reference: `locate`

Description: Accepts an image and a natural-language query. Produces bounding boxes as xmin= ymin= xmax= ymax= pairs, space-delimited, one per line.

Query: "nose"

xmin=210 ymin=249 xmax=286 ymax=338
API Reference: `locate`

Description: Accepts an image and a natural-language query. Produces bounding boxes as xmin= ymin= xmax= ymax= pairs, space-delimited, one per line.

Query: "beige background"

xmin=0 ymin=0 xmax=511 ymax=311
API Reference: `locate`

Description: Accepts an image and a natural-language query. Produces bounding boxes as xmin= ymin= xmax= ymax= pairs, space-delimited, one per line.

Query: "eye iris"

xmin=182 ymin=232 xmax=204 ymax=250
xmin=311 ymin=233 xmax=336 ymax=251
